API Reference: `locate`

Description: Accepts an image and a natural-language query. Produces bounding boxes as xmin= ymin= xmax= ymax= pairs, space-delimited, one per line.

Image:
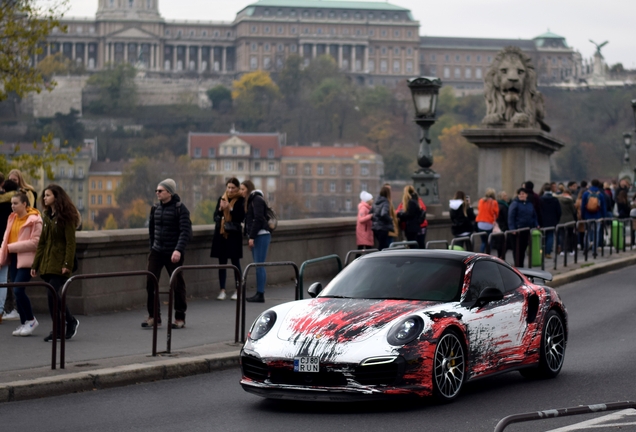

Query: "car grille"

xmin=241 ymin=355 xmax=268 ymax=381
xmin=353 ymin=361 xmax=402 ymax=386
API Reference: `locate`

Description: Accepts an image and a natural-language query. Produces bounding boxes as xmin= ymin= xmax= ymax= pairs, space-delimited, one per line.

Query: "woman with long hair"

xmin=449 ymin=191 xmax=476 ymax=250
xmin=210 ymin=177 xmax=245 ymax=301
xmin=397 ymin=185 xmax=427 ymax=248
xmin=372 ymin=185 xmax=393 ymax=250
xmin=0 ymin=192 xmax=42 ymax=336
xmin=240 ymin=180 xmax=271 ymax=303
xmin=8 ymin=169 xmax=37 ymax=208
xmin=475 ymin=188 xmax=499 ymax=252
xmin=31 ymin=184 xmax=80 ymax=342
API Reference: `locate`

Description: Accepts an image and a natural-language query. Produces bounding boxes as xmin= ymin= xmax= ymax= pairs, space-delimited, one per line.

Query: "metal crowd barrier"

xmin=554 ymin=221 xmax=576 ymax=269
xmin=166 ymin=264 xmax=242 ymax=353
xmin=506 ymin=227 xmax=532 ymax=267
xmin=487 ymin=231 xmax=507 ymax=260
xmin=1 ymin=281 xmax=58 ymax=370
xmin=470 ymin=231 xmax=489 ymax=253
xmin=425 ymin=240 xmax=449 ymax=249
xmin=494 ymin=401 xmax=636 ymax=432
xmin=388 ymin=241 xmax=419 ymax=249
xmin=239 ymin=261 xmax=299 ymax=343
xmin=344 ymin=249 xmax=379 ymax=266
xmin=450 ymin=236 xmax=471 ymax=251
xmin=60 ymin=271 xmax=159 ymax=369
xmin=298 ymin=254 xmax=342 ymax=300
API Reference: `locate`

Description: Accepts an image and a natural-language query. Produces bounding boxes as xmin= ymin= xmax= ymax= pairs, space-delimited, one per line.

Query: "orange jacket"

xmin=475 ymin=197 xmax=499 ymax=225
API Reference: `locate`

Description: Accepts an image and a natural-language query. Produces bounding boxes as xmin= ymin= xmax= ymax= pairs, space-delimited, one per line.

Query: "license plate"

xmin=294 ymin=356 xmax=320 ymax=373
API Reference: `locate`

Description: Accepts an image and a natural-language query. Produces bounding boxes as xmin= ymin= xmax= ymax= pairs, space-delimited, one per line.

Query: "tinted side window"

xmin=465 ymin=261 xmax=505 ymax=302
xmin=498 ymin=264 xmax=523 ymax=293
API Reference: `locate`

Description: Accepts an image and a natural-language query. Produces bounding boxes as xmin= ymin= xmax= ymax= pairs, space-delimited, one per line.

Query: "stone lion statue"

xmin=482 ymin=46 xmax=550 ymax=132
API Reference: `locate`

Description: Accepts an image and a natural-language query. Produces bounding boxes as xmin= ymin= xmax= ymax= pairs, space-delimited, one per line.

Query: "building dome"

xmin=96 ymin=0 xmax=163 ymax=22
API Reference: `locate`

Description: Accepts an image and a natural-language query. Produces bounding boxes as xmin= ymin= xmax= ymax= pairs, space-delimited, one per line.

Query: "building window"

xmin=98 ymin=195 xmax=102 ymax=205
xmin=345 ymin=199 xmax=352 ymax=211
xmin=475 ymin=68 xmax=482 ymax=79
xmin=268 ymin=162 xmax=275 ymax=171
xmin=317 ymin=28 xmax=323 ymax=34
xmin=381 ymin=29 xmax=387 ymax=37
xmin=254 ymin=161 xmax=261 ymax=171
xmin=429 ymin=66 xmax=437 ymax=76
xmin=290 ymin=44 xmax=297 ymax=53
xmin=277 ymin=44 xmax=284 ymax=52
xmin=394 ymin=30 xmax=400 ymax=37
xmin=431 ymin=54 xmax=437 ymax=62
xmin=394 ymin=47 xmax=400 ymax=55
xmin=202 ymin=31 xmax=207 ymax=37
xmin=264 ymin=26 xmax=270 ymax=34
xmin=454 ymin=67 xmax=461 ymax=78
xmin=476 ymin=55 xmax=481 ymax=63
xmin=344 ymin=165 xmax=353 ymax=175
xmin=330 ymin=182 xmax=336 ymax=193
xmin=232 ymin=147 xmax=237 ymax=155
xmin=91 ymin=180 xmax=96 ymax=189
xmin=91 ymin=195 xmax=95 ymax=204
xmin=330 ymin=198 xmax=336 ymax=209
xmin=406 ymin=60 xmax=413 ymax=73
xmin=250 ymin=57 xmax=257 ymax=69
xmin=194 ymin=147 xmax=201 ymax=158
xmin=393 ymin=60 xmax=400 ymax=73
xmin=487 ymin=56 xmax=492 ymax=63
xmin=465 ymin=68 xmax=471 ymax=79
xmin=238 ymin=161 xmax=244 ymax=171
xmin=345 ymin=181 xmax=352 ymax=193
xmin=329 ymin=165 xmax=337 ymax=175
xmin=78 ymin=183 xmax=83 ymax=192
xmin=264 ymin=57 xmax=271 ymax=69
xmin=59 ymin=167 xmax=65 ymax=177
xmin=251 ymin=26 xmax=257 ymax=34
xmin=361 ymin=182 xmax=367 ymax=192
xmin=305 ymin=199 xmax=311 ymax=209
xmin=304 ymin=181 xmax=311 ymax=193
xmin=208 ymin=148 xmax=215 ymax=157
xmin=251 ymin=43 xmax=258 ymax=52
xmin=369 ymin=29 xmax=374 ymax=36
xmin=380 ymin=60 xmax=387 ymax=73
xmin=268 ymin=149 xmax=274 ymax=158
xmin=317 ymin=181 xmax=324 ymax=192
xmin=304 ymin=164 xmax=311 ymax=175
xmin=253 ymin=148 xmax=260 ymax=158
xmin=407 ymin=30 xmax=413 ymax=38
xmin=466 ymin=55 xmax=471 ymax=62
xmin=107 ymin=180 xmax=112 ymax=190
xmin=98 ymin=180 xmax=102 ymax=189
xmin=209 ymin=162 xmax=216 ymax=171
xmin=287 ymin=164 xmax=296 ymax=175
xmin=368 ymin=59 xmax=375 ymax=72
xmin=360 ymin=164 xmax=369 ymax=176
xmin=107 ymin=195 xmax=112 ymax=205
xmin=264 ymin=43 xmax=270 ymax=52
xmin=317 ymin=164 xmax=324 ymax=175
xmin=445 ymin=54 xmax=450 ymax=62
xmin=407 ymin=47 xmax=413 ymax=56
xmin=224 ymin=161 xmax=232 ymax=171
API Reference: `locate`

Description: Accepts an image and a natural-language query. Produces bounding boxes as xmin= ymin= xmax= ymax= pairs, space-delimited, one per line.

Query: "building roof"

xmin=281 ymin=145 xmax=376 ymax=158
xmin=244 ymin=0 xmax=409 ymax=11
xmin=533 ymin=31 xmax=565 ymax=40
xmin=420 ymin=36 xmax=536 ymax=51
xmin=188 ymin=132 xmax=284 ymax=157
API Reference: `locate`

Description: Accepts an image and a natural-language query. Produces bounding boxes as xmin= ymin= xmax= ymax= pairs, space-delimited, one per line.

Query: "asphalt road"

xmin=3 ymin=265 xmax=636 ymax=432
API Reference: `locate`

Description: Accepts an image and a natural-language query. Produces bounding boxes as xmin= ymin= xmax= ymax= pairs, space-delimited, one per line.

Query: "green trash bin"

xmin=531 ymin=229 xmax=542 ymax=267
xmin=611 ymin=220 xmax=624 ymax=250
xmin=449 ymin=245 xmax=465 ymax=251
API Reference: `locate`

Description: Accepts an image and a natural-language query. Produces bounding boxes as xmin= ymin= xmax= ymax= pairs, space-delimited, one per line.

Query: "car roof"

xmin=358 ymin=249 xmax=477 ymax=262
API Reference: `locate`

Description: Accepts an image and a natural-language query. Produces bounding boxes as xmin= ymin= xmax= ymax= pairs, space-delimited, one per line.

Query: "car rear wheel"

xmin=433 ymin=330 xmax=466 ymax=403
xmin=520 ymin=309 xmax=566 ymax=379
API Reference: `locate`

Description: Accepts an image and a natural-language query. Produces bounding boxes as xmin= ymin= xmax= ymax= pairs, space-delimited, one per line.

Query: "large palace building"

xmin=43 ymin=0 xmax=580 ymax=89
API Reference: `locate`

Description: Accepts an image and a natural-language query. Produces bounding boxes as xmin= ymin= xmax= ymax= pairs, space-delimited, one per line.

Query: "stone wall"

xmin=31 ymin=76 xmax=87 ymax=118
xmin=27 ymin=216 xmax=452 ymax=315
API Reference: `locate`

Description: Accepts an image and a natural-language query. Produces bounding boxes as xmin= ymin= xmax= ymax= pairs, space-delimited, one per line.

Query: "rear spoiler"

xmin=517 ymin=268 xmax=553 ymax=284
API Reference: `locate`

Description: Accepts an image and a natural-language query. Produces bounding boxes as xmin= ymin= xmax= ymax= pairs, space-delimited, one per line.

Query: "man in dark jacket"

xmin=539 ymin=184 xmax=562 ymax=258
xmin=524 ymin=181 xmax=543 ymax=227
xmin=508 ymin=188 xmax=539 ymax=267
xmin=581 ymin=179 xmax=609 ymax=253
xmin=144 ymin=178 xmax=192 ymax=329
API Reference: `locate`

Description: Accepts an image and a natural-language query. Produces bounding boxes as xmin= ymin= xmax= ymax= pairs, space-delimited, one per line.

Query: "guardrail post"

xmin=298 ymin=254 xmax=343 ymax=300
xmin=425 ymin=240 xmax=449 ymax=250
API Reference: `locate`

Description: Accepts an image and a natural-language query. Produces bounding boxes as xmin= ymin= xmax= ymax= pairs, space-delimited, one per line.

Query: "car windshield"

xmin=319 ymin=256 xmax=464 ymax=302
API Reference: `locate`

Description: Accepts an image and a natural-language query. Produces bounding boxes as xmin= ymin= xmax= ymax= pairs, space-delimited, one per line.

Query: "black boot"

xmin=246 ymin=292 xmax=265 ymax=303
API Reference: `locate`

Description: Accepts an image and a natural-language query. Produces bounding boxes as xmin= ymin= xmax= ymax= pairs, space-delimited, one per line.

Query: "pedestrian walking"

xmin=356 ymin=191 xmax=374 ymax=249
xmin=475 ymin=188 xmax=499 ymax=252
xmin=581 ymin=179 xmax=610 ymax=253
xmin=508 ymin=188 xmax=539 ymax=267
xmin=372 ymin=185 xmax=393 ymax=251
xmin=241 ymin=180 xmax=271 ymax=303
xmin=615 ymin=179 xmax=631 ymax=218
xmin=0 ymin=192 xmax=42 ymax=336
xmin=449 ymin=191 xmax=475 ymax=250
xmin=396 ymin=185 xmax=427 ymax=248
xmin=556 ymin=186 xmax=577 ymax=255
xmin=143 ymin=179 xmax=192 ymax=329
xmin=0 ymin=179 xmax=20 ymax=322
xmin=210 ymin=177 xmax=245 ymax=301
xmin=539 ymin=183 xmax=562 ymax=259
xmin=30 ymin=185 xmax=80 ymax=341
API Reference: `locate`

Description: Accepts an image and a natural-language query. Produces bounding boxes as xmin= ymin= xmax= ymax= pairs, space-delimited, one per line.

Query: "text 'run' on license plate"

xmin=294 ymin=356 xmax=320 ymax=373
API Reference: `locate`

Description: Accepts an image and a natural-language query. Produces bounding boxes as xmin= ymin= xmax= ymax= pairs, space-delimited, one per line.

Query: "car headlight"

xmin=249 ymin=311 xmax=277 ymax=341
xmin=387 ymin=316 xmax=424 ymax=346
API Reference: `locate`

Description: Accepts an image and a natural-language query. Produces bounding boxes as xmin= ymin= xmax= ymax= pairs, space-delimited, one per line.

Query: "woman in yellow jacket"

xmin=475 ymin=188 xmax=499 ymax=253
xmin=0 ymin=192 xmax=42 ymax=336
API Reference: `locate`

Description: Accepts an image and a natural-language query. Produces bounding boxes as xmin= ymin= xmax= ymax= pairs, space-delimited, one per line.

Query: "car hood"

xmin=276 ymin=298 xmax=438 ymax=344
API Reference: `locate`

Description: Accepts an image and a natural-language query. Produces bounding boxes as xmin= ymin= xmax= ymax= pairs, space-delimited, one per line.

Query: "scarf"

xmin=220 ymin=190 xmax=239 ymax=239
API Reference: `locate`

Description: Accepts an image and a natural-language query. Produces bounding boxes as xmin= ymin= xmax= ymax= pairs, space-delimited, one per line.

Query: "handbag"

xmin=223 ymin=221 xmax=239 ymax=232
xmin=492 ymin=222 xmax=502 ymax=234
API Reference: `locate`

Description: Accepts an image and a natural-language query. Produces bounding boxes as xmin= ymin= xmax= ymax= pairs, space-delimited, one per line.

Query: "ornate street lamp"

xmin=623 ymin=132 xmax=632 ymax=164
xmin=407 ymin=76 xmax=442 ymax=204
xmin=631 ymin=99 xmax=636 ymax=130
xmin=618 ymin=132 xmax=633 ymax=186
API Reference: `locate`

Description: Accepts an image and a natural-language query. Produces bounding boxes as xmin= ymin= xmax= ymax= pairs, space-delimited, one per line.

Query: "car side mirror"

xmin=475 ymin=287 xmax=504 ymax=306
xmin=308 ymin=282 xmax=323 ymax=298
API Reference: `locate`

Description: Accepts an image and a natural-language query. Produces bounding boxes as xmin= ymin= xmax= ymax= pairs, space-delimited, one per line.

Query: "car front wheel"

xmin=433 ymin=330 xmax=466 ymax=403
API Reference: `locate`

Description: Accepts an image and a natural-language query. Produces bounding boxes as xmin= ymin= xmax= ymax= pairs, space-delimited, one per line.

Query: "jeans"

xmin=478 ymin=228 xmax=493 ymax=252
xmin=252 ymin=234 xmax=271 ymax=294
xmin=0 ymin=264 xmax=8 ymax=315
xmin=585 ymin=220 xmax=603 ymax=252
xmin=42 ymin=274 xmax=76 ymax=332
xmin=9 ymin=255 xmax=34 ymax=324
xmin=218 ymin=257 xmax=241 ymax=290
xmin=513 ymin=231 xmax=530 ymax=267
xmin=374 ymin=230 xmax=390 ymax=250
xmin=545 ymin=230 xmax=555 ymax=255
xmin=146 ymin=249 xmax=187 ymax=321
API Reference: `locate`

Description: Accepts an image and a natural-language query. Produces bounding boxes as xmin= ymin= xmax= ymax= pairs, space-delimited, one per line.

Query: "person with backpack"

xmin=142 ymin=179 xmax=192 ymax=329
xmin=30 ymin=185 xmax=81 ymax=341
xmin=581 ymin=179 xmax=609 ymax=253
xmin=371 ymin=186 xmax=393 ymax=251
xmin=241 ymin=180 xmax=271 ymax=303
xmin=396 ymin=185 xmax=427 ymax=248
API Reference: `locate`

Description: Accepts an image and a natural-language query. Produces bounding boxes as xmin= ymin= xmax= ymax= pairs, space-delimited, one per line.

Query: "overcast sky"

xmin=64 ymin=0 xmax=636 ymax=68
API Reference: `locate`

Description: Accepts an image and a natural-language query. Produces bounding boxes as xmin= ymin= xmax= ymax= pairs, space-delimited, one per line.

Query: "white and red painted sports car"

xmin=240 ymin=249 xmax=567 ymax=402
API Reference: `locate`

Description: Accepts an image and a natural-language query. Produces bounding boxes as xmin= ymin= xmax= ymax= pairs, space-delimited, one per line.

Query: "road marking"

xmin=546 ymin=409 xmax=636 ymax=431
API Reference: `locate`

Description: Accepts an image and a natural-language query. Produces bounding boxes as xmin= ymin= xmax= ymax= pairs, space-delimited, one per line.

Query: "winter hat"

xmin=360 ymin=191 xmax=373 ymax=202
xmin=158 ymin=178 xmax=177 ymax=195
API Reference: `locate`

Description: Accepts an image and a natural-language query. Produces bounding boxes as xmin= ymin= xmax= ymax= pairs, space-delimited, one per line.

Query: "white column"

xmin=312 ymin=44 xmax=317 ymax=59
xmin=198 ymin=45 xmax=202 ymax=71
xmin=137 ymin=44 xmax=142 ymax=64
xmin=186 ymin=45 xmax=190 ymax=70
xmin=173 ymin=46 xmax=177 ymax=71
xmin=150 ymin=44 xmax=155 ymax=70
xmin=338 ymin=44 xmax=343 ymax=69
xmin=211 ymin=46 xmax=216 ymax=71
xmin=364 ymin=46 xmax=369 ymax=72
xmin=72 ymin=42 xmax=76 ymax=62
xmin=124 ymin=43 xmax=128 ymax=62
xmin=352 ymin=45 xmax=356 ymax=71
xmin=222 ymin=47 xmax=227 ymax=72
xmin=85 ymin=43 xmax=89 ymax=66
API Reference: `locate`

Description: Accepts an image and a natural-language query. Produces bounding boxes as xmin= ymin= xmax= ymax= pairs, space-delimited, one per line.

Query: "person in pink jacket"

xmin=357 ymin=191 xmax=374 ymax=249
xmin=0 ymin=192 xmax=42 ymax=337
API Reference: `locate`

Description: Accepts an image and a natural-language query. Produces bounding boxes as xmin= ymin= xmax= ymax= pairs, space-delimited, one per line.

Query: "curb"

xmin=0 ymin=350 xmax=240 ymax=403
xmin=550 ymin=254 xmax=636 ymax=288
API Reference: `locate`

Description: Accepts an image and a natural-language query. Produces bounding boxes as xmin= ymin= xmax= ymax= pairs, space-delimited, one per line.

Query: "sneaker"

xmin=3 ymin=309 xmax=19 ymax=321
xmin=65 ymin=319 xmax=79 ymax=340
xmin=545 ymin=254 xmax=552 ymax=259
xmin=217 ymin=291 xmax=227 ymax=301
xmin=171 ymin=320 xmax=185 ymax=329
xmin=141 ymin=317 xmax=161 ymax=328
xmin=231 ymin=291 xmax=238 ymax=301
xmin=44 ymin=333 xmax=62 ymax=342
xmin=559 ymin=251 xmax=565 ymax=256
xmin=246 ymin=292 xmax=265 ymax=303
xmin=20 ymin=318 xmax=39 ymax=336
xmin=12 ymin=325 xmax=25 ymax=336
xmin=569 ymin=251 xmax=575 ymax=256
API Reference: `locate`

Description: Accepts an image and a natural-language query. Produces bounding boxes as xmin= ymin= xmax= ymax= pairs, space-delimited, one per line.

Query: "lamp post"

xmin=407 ymin=76 xmax=442 ymax=204
xmin=618 ymin=132 xmax=633 ymax=186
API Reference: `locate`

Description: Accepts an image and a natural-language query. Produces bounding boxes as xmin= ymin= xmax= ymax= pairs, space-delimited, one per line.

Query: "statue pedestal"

xmin=461 ymin=128 xmax=564 ymax=196
xmin=413 ymin=168 xmax=440 ymax=206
